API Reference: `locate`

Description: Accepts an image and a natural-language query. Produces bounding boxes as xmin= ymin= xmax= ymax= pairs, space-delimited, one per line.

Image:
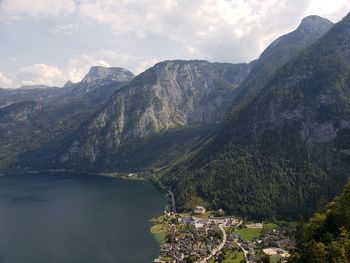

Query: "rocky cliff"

xmin=60 ymin=60 xmax=251 ymax=165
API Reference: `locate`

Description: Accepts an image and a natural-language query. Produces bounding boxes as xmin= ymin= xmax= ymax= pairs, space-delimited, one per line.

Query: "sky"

xmin=0 ymin=0 xmax=350 ymax=89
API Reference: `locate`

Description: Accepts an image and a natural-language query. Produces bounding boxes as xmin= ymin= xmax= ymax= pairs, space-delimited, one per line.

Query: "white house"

xmin=194 ymin=206 xmax=206 ymax=214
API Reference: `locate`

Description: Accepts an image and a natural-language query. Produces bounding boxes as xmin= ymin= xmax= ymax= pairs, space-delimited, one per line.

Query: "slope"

xmin=162 ymin=13 xmax=350 ymax=220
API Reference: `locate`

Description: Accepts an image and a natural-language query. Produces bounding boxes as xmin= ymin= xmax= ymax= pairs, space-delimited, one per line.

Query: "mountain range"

xmin=1 ymin=13 xmax=349 ymax=226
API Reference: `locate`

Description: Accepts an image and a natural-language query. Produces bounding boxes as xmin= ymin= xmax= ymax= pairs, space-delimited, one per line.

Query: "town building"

xmin=194 ymin=206 xmax=206 ymax=214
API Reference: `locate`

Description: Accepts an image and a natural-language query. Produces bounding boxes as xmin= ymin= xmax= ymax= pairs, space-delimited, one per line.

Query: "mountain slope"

xmin=162 ymin=13 xmax=350 ymax=220
xmin=0 ymin=67 xmax=133 ymax=172
xmin=290 ymin=179 xmax=350 ymax=262
xmin=52 ymin=60 xmax=251 ymax=170
xmin=15 ymin=16 xmax=332 ymax=173
xmin=0 ymin=86 xmax=68 ymax=107
xmin=233 ymin=15 xmax=333 ymax=106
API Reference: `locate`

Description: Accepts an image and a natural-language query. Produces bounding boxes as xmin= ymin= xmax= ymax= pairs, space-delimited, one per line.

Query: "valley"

xmin=1 ymin=6 xmax=350 ymax=263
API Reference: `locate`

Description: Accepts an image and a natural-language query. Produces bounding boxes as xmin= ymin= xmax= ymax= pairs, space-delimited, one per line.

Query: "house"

xmin=194 ymin=206 xmax=206 ymax=214
xmin=247 ymin=222 xmax=263 ymax=229
xmin=263 ymin=247 xmax=289 ymax=257
xmin=182 ymin=216 xmax=196 ymax=224
xmin=194 ymin=222 xmax=204 ymax=229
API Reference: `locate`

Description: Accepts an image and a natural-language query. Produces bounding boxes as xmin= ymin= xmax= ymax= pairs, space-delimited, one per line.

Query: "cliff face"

xmin=81 ymin=66 xmax=134 ymax=84
xmin=60 ymin=60 xmax=251 ymax=163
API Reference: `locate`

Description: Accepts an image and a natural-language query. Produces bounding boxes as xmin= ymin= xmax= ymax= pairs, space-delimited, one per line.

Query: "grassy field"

xmin=235 ymin=227 xmax=262 ymax=241
xmin=208 ymin=249 xmax=245 ymax=263
xmin=263 ymin=223 xmax=278 ymax=232
xmin=150 ymin=223 xmax=167 ymax=245
xmin=223 ymin=250 xmax=245 ymax=263
xmin=270 ymin=254 xmax=283 ymax=263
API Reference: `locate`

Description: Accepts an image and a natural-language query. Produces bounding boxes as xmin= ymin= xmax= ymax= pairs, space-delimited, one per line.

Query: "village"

xmin=152 ymin=203 xmax=295 ymax=263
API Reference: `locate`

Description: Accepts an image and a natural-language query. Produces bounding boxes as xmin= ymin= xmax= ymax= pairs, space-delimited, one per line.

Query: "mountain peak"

xmin=297 ymin=15 xmax=333 ymax=32
xmin=63 ymin=80 xmax=75 ymax=88
xmin=81 ymin=66 xmax=134 ymax=84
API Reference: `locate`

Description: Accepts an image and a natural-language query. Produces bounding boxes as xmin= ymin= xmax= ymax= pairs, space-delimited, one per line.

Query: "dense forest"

xmin=289 ymin=179 xmax=350 ymax=262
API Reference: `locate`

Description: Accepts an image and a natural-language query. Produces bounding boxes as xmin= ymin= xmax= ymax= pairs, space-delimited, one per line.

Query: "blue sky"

xmin=1 ymin=0 xmax=350 ymax=88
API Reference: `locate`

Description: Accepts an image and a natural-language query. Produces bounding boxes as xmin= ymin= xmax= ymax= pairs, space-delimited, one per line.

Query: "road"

xmin=198 ymin=224 xmax=227 ymax=263
xmin=167 ymin=189 xmax=176 ymax=213
xmin=236 ymin=242 xmax=249 ymax=263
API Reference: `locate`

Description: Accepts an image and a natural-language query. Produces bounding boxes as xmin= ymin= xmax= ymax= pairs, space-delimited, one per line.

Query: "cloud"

xmin=76 ymin=0 xmax=313 ymax=62
xmin=0 ymin=0 xmax=76 ymax=21
xmin=51 ymin=24 xmax=80 ymax=35
xmin=0 ymin=72 xmax=13 ymax=88
xmin=307 ymin=0 xmax=350 ymax=21
xmin=1 ymin=0 xmax=350 ymax=88
xmin=18 ymin=64 xmax=65 ymax=86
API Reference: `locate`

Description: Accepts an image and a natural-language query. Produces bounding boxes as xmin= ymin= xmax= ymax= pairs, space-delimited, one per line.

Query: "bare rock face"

xmin=62 ymin=60 xmax=251 ymax=163
xmin=81 ymin=66 xmax=134 ymax=84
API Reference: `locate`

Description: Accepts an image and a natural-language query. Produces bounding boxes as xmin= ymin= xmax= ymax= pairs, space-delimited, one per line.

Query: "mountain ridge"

xmin=160 ymin=13 xmax=350 ymax=220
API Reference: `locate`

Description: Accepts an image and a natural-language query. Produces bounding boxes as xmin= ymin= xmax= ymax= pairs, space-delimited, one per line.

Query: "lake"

xmin=0 ymin=173 xmax=165 ymax=263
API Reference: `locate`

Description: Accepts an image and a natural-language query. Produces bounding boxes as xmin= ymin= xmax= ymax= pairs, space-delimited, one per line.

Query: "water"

xmin=0 ymin=173 xmax=165 ymax=263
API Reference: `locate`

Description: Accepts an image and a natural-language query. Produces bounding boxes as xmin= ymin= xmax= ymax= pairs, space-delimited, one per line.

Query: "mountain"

xmin=161 ymin=14 xmax=350 ymax=220
xmin=9 ymin=16 xmax=332 ymax=174
xmin=290 ymin=179 xmax=350 ymax=262
xmin=233 ymin=15 xmax=333 ymax=106
xmin=45 ymin=66 xmax=134 ymax=104
xmin=0 ymin=66 xmax=134 ymax=172
xmin=0 ymin=101 xmax=54 ymax=169
xmin=0 ymin=86 xmax=68 ymax=108
xmin=39 ymin=60 xmax=251 ymax=171
xmin=0 ymin=67 xmax=135 ymax=109
xmin=63 ymin=80 xmax=75 ymax=88
xmin=0 ymin=15 xmax=336 ymax=190
xmin=81 ymin=66 xmax=134 ymax=84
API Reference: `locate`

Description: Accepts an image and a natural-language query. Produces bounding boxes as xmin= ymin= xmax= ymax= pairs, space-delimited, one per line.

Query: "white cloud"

xmin=76 ymin=0 xmax=314 ymax=62
xmin=0 ymin=0 xmax=76 ymax=19
xmin=51 ymin=24 xmax=80 ymax=35
xmin=18 ymin=64 xmax=65 ymax=87
xmin=1 ymin=0 xmax=350 ymax=88
xmin=307 ymin=0 xmax=350 ymax=22
xmin=0 ymin=72 xmax=13 ymax=88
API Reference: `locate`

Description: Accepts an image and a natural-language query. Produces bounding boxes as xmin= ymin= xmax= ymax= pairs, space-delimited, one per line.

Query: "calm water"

xmin=0 ymin=173 xmax=165 ymax=263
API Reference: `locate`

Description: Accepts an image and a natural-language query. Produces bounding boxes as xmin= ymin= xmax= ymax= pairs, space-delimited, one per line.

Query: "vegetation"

xmin=234 ymin=228 xmax=262 ymax=241
xmin=289 ymin=179 xmax=350 ymax=262
xmin=209 ymin=247 xmax=245 ymax=263
xmin=0 ymin=80 xmax=129 ymax=172
xmin=150 ymin=223 xmax=167 ymax=245
xmin=162 ymin=13 xmax=350 ymax=220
